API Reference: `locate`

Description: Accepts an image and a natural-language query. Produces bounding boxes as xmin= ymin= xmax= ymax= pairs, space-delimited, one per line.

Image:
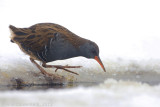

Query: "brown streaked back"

xmin=9 ymin=23 xmax=88 ymax=61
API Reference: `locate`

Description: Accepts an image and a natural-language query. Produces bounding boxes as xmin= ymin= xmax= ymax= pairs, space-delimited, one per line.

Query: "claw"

xmin=55 ymin=68 xmax=58 ymax=72
xmin=54 ymin=66 xmax=79 ymax=75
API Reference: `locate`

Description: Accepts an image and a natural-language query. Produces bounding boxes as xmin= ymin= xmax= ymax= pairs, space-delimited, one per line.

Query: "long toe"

xmin=54 ymin=67 xmax=79 ymax=75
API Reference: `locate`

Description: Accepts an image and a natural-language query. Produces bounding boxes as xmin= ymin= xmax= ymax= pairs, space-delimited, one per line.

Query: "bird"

xmin=9 ymin=23 xmax=106 ymax=76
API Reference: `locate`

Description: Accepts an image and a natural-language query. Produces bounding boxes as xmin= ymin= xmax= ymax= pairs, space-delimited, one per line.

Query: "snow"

xmin=1 ymin=0 xmax=160 ymax=106
xmin=1 ymin=79 xmax=160 ymax=107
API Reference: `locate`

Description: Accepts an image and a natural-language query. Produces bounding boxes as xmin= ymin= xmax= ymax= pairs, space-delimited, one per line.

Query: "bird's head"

xmin=79 ymin=41 xmax=106 ymax=72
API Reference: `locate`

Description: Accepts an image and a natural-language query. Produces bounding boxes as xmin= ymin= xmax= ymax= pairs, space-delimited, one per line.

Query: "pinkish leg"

xmin=30 ymin=58 xmax=54 ymax=76
xmin=42 ymin=63 xmax=81 ymax=75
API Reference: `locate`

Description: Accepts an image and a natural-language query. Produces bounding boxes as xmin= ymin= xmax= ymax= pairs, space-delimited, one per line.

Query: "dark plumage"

xmin=9 ymin=23 xmax=106 ymax=76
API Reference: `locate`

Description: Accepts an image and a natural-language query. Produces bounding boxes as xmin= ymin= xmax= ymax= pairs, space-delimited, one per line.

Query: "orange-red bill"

xmin=94 ymin=56 xmax=106 ymax=72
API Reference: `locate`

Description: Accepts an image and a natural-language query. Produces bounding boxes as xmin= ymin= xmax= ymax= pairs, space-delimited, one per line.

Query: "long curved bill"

xmin=94 ymin=56 xmax=106 ymax=72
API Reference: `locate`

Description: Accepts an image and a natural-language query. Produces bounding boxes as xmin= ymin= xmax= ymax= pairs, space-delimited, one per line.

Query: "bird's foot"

xmin=40 ymin=70 xmax=54 ymax=77
xmin=30 ymin=58 xmax=56 ymax=77
xmin=54 ymin=65 xmax=81 ymax=75
xmin=42 ymin=63 xmax=82 ymax=75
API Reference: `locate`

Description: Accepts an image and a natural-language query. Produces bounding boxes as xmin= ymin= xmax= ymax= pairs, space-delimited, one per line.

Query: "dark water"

xmin=0 ymin=82 xmax=99 ymax=91
xmin=0 ymin=71 xmax=160 ymax=91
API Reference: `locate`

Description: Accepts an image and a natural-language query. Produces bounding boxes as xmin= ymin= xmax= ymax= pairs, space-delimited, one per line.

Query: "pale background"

xmin=1 ymin=0 xmax=160 ymax=107
xmin=0 ymin=0 xmax=160 ymax=60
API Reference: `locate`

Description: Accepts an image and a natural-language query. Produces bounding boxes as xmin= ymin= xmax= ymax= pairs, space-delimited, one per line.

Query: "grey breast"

xmin=45 ymin=33 xmax=80 ymax=62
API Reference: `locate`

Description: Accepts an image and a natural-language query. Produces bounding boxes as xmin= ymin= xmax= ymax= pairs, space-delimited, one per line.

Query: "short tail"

xmin=9 ymin=25 xmax=19 ymax=32
xmin=9 ymin=25 xmax=29 ymax=36
xmin=9 ymin=25 xmax=30 ymax=43
xmin=9 ymin=25 xmax=23 ymax=43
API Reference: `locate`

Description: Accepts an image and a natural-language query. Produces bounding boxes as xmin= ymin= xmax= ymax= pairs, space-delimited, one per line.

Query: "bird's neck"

xmin=78 ymin=43 xmax=90 ymax=58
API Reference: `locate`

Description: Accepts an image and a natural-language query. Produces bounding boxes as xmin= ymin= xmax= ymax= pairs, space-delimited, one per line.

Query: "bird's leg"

xmin=30 ymin=58 xmax=54 ymax=76
xmin=42 ymin=63 xmax=81 ymax=75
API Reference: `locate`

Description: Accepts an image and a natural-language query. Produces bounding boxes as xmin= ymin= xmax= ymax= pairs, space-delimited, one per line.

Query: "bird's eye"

xmin=92 ymin=50 xmax=97 ymax=55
